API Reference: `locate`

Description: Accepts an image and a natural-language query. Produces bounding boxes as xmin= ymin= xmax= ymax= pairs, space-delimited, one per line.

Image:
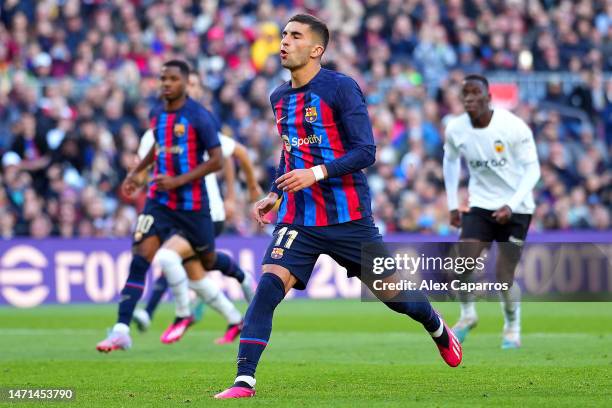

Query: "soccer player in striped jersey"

xmin=96 ymin=59 xmax=227 ymax=352
xmin=131 ymin=71 xmax=261 ymax=344
xmin=443 ymin=74 xmax=540 ymax=349
xmin=133 ymin=126 xmax=261 ymax=344
xmin=215 ymin=14 xmax=462 ymax=399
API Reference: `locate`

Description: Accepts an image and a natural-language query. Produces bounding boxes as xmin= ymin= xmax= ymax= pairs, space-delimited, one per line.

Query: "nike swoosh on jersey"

xmin=276 ymin=116 xmax=287 ymax=124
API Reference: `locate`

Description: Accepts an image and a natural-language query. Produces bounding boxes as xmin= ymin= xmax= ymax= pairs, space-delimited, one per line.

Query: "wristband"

xmin=311 ymin=165 xmax=325 ymax=181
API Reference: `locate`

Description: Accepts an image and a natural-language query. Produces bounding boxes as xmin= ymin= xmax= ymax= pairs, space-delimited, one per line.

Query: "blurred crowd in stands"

xmin=0 ymin=0 xmax=610 ymax=238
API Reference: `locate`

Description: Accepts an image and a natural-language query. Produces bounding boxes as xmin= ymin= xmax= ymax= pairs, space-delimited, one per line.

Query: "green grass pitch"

xmin=0 ymin=300 xmax=610 ymax=407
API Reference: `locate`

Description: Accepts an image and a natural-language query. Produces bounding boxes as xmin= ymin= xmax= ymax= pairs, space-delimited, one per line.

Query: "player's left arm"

xmin=493 ymin=121 xmax=541 ymax=224
xmin=276 ymin=77 xmax=375 ymax=193
xmin=323 ymin=77 xmax=376 ymax=177
xmin=153 ymin=112 xmax=224 ymax=192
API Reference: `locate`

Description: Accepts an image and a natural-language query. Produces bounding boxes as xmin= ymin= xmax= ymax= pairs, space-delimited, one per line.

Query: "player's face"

xmin=280 ymin=22 xmax=323 ymax=70
xmin=461 ymin=80 xmax=490 ymax=117
xmin=187 ymin=73 xmax=203 ymax=100
xmin=159 ymin=66 xmax=186 ymax=102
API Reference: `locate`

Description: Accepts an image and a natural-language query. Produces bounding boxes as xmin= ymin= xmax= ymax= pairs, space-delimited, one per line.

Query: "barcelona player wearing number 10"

xmin=214 ymin=14 xmax=463 ymax=399
xmin=96 ymin=60 xmax=224 ymax=352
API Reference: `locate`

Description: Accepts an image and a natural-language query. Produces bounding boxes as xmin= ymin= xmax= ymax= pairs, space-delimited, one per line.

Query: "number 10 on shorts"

xmin=134 ymin=214 xmax=154 ymax=241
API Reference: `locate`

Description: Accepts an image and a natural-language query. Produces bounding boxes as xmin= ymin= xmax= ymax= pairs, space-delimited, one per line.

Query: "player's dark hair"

xmin=464 ymin=74 xmax=489 ymax=90
xmin=288 ymin=14 xmax=329 ymax=51
xmin=162 ymin=59 xmax=190 ymax=78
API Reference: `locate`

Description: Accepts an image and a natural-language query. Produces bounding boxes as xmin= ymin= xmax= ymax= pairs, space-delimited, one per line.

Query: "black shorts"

xmin=261 ymin=216 xmax=388 ymax=290
xmin=133 ymin=199 xmax=215 ymax=255
xmin=213 ymin=221 xmax=224 ymax=237
xmin=460 ymin=207 xmax=532 ymax=243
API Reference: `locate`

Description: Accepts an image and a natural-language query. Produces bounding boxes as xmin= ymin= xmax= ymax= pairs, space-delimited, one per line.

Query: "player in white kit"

xmin=443 ymin=74 xmax=540 ymax=349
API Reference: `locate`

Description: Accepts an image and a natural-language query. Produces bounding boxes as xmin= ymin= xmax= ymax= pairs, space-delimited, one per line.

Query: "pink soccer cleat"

xmin=434 ymin=315 xmax=463 ymax=367
xmin=160 ymin=315 xmax=195 ymax=344
xmin=96 ymin=330 xmax=132 ymax=353
xmin=215 ymin=322 xmax=243 ymax=345
xmin=214 ymin=386 xmax=255 ymax=399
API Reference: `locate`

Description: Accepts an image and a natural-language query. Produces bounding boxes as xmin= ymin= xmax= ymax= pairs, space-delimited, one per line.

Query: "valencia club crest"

xmin=494 ymin=140 xmax=505 ymax=153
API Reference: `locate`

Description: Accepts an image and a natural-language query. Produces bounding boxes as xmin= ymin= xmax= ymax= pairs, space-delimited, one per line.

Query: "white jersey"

xmin=137 ymin=129 xmax=156 ymax=159
xmin=444 ymin=109 xmax=539 ymax=214
xmin=138 ymin=131 xmax=236 ymax=222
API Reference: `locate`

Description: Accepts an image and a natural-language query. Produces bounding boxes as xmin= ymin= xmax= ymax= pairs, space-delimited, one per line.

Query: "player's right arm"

xmin=123 ymin=134 xmax=156 ymax=196
xmin=443 ymin=127 xmax=462 ymax=228
xmin=125 ymin=109 xmax=159 ymax=196
xmin=130 ymin=128 xmax=156 ymax=187
xmin=252 ymin=148 xmax=284 ymax=225
xmin=252 ymin=193 xmax=278 ymax=226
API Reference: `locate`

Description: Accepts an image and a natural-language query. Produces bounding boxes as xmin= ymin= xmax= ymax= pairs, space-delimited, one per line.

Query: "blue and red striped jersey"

xmin=147 ymin=97 xmax=220 ymax=211
xmin=270 ymin=68 xmax=376 ymax=226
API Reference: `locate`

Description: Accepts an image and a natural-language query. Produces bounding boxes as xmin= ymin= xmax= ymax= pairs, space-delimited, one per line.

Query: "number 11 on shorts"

xmin=274 ymin=227 xmax=298 ymax=249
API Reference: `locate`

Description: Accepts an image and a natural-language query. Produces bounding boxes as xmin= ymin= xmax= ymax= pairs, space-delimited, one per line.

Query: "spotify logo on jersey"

xmin=281 ymin=134 xmax=323 ymax=152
